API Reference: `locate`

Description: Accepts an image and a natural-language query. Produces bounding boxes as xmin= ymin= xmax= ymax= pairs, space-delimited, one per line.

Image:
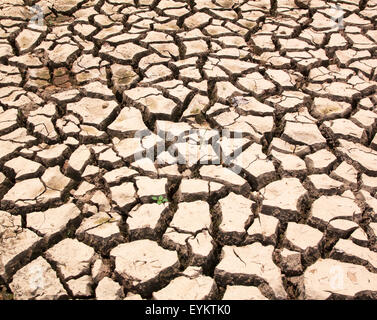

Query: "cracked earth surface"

xmin=1 ymin=0 xmax=377 ymax=300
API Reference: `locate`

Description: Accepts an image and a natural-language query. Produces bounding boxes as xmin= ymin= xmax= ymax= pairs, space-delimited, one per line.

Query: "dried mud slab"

xmin=110 ymin=240 xmax=180 ymax=295
xmin=304 ymin=259 xmax=377 ymax=299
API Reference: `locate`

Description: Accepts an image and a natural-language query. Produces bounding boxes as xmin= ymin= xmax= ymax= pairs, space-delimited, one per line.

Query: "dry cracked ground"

xmin=1 ymin=0 xmax=377 ymax=301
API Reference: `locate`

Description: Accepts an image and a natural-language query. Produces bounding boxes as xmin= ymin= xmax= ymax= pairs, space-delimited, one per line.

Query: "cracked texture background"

xmin=1 ymin=0 xmax=377 ymax=300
